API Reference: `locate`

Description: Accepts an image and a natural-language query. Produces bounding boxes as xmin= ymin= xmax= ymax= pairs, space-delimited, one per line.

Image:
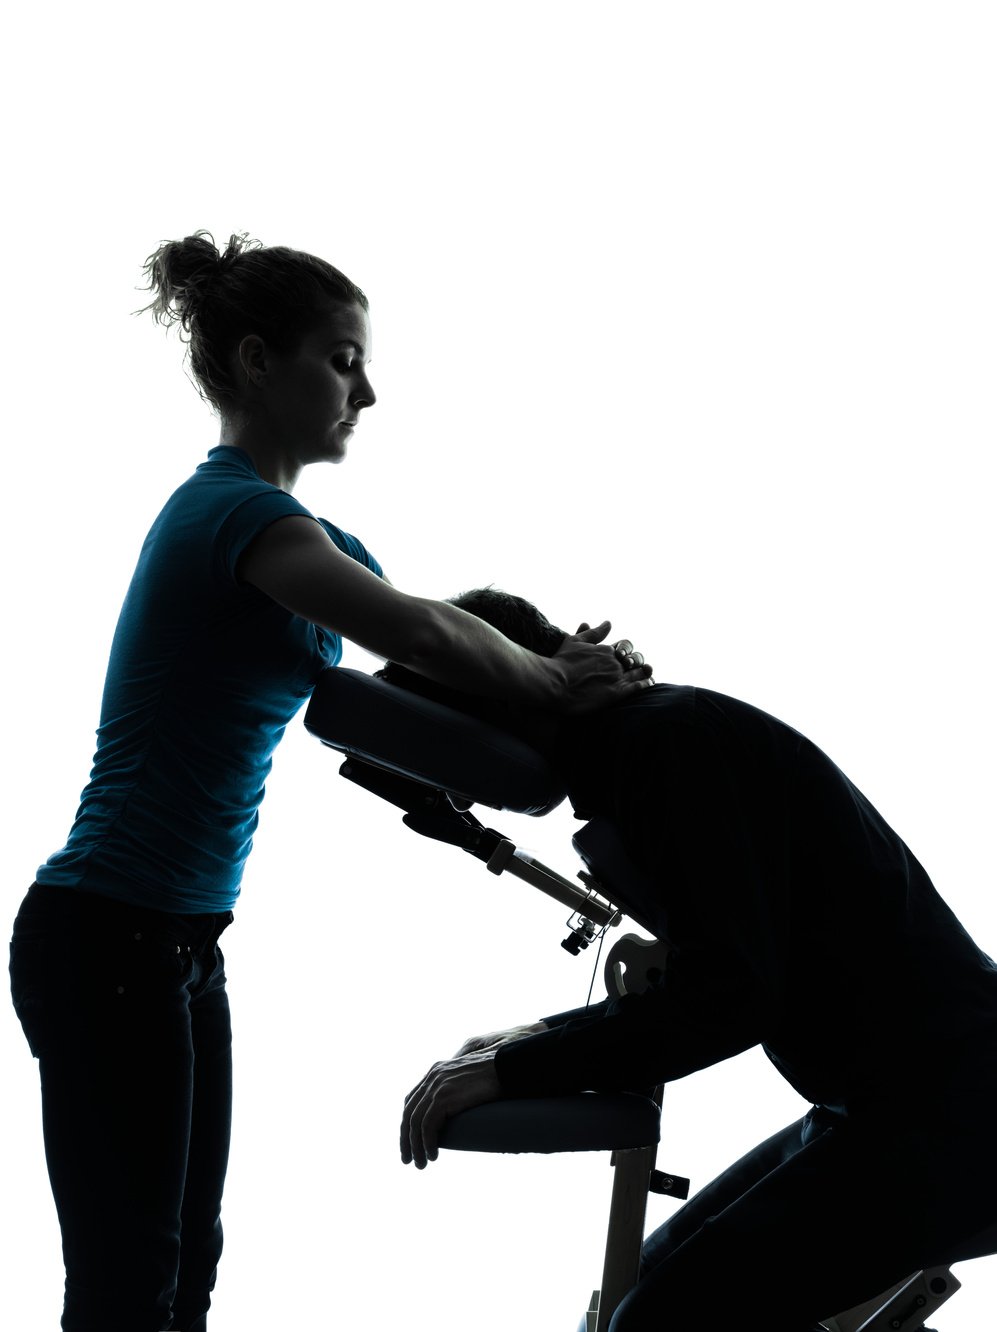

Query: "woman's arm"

xmin=238 ymin=516 xmax=651 ymax=712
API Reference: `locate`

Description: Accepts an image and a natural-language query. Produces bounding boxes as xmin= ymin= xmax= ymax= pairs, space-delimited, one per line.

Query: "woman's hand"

xmin=548 ymin=623 xmax=654 ymax=713
xmin=453 ymin=1021 xmax=549 ymax=1057
xmin=401 ymin=1049 xmax=504 ymax=1169
xmin=609 ymin=636 xmax=648 ymax=676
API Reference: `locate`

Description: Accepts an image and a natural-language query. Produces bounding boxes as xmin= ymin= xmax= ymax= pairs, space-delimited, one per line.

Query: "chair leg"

xmin=593 ymin=1140 xmax=659 ymax=1332
xmin=584 ymin=1288 xmax=600 ymax=1332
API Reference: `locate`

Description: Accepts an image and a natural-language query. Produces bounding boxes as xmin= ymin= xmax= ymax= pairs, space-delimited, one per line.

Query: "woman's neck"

xmin=217 ymin=422 xmax=301 ymax=493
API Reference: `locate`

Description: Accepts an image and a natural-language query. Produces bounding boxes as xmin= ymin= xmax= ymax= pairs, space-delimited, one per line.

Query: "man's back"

xmin=549 ymin=684 xmax=997 ymax=1111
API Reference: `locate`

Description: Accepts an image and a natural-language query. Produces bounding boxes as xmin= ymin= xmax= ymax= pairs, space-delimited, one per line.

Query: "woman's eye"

xmin=333 ymin=357 xmax=352 ymax=371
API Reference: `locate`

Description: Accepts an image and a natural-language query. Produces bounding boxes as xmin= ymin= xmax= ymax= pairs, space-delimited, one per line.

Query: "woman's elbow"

xmin=375 ymin=599 xmax=456 ymax=675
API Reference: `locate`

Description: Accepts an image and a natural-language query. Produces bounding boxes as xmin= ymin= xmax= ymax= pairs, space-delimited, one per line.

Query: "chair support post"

xmin=594 ymin=1140 xmax=660 ymax=1332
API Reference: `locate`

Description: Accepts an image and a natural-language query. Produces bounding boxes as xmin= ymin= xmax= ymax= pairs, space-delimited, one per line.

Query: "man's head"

xmin=377 ymin=586 xmax=566 ymax=754
xmin=447 ymin=587 xmax=566 ymax=657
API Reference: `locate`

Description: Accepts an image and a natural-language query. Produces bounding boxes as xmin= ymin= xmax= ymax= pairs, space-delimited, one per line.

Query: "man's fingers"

xmin=420 ymin=1111 xmax=440 ymax=1167
xmin=401 ymin=1063 xmax=449 ymax=1168
xmin=402 ymin=1095 xmax=431 ymax=1169
xmin=401 ymin=1072 xmax=432 ymax=1166
xmin=400 ymin=1094 xmax=416 ymax=1164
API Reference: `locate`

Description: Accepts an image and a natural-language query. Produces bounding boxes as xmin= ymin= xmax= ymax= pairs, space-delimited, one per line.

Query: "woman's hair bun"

xmin=134 ymin=230 xmax=259 ymax=329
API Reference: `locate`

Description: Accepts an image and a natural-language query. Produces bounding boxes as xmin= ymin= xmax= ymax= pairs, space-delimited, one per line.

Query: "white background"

xmin=2 ymin=2 xmax=995 ymax=1328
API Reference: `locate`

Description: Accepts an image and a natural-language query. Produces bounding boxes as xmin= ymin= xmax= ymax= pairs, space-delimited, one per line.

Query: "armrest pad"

xmin=438 ymin=1092 xmax=661 ymax=1154
xmin=303 ymin=668 xmax=566 ymax=816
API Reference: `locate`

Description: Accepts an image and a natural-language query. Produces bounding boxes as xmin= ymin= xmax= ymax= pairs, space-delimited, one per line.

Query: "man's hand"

xmin=401 ymin=1049 xmax=504 ymax=1169
xmin=453 ymin=1021 xmax=549 ymax=1057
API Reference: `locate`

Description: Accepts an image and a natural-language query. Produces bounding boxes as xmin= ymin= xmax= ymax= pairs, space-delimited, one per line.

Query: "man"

xmin=392 ymin=588 xmax=997 ymax=1331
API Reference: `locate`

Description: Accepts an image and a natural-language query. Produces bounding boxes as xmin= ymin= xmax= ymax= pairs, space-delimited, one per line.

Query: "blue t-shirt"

xmin=37 ymin=446 xmax=382 ymax=913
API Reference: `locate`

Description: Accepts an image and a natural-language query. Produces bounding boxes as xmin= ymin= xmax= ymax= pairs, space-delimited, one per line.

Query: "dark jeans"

xmin=9 ymin=882 xmax=234 ymax=1332
xmin=610 ymin=1102 xmax=997 ymax=1331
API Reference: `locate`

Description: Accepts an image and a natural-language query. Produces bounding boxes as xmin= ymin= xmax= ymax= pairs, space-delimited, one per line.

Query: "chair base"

xmin=584 ymin=1265 xmax=961 ymax=1332
xmin=820 ymin=1266 xmax=960 ymax=1332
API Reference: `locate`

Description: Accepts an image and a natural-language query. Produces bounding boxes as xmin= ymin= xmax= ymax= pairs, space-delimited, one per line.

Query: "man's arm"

xmin=400 ymin=957 xmax=763 ymax=1169
xmin=452 ymin=1021 xmax=551 ymax=1057
xmin=238 ymin=516 xmax=651 ymax=711
xmin=400 ymin=1008 xmax=612 ymax=1168
xmin=494 ymin=953 xmax=762 ymax=1098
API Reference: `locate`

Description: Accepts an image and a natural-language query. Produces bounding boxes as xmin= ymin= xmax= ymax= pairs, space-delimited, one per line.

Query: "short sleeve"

xmin=317 ymin=519 xmax=383 ymax=578
xmin=215 ymin=489 xmax=315 ymax=584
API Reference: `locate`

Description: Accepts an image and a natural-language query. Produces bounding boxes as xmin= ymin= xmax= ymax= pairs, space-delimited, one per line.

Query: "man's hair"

xmin=377 ymin=586 xmax=565 ymax=748
xmin=133 ymin=229 xmax=368 ymax=414
xmin=448 ymin=586 xmax=565 ymax=657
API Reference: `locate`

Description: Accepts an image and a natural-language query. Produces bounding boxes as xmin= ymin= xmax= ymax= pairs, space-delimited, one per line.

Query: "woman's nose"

xmin=353 ymin=372 xmax=376 ymax=409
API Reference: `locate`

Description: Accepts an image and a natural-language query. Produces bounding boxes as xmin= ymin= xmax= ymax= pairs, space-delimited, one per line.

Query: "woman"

xmin=8 ymin=230 xmax=651 ymax=1332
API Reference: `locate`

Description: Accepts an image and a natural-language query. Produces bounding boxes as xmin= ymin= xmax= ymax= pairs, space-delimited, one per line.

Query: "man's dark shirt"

xmin=495 ymin=685 xmax=997 ymax=1114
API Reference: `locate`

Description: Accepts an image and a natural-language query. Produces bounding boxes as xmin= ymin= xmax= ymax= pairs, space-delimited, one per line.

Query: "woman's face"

xmin=259 ymin=300 xmax=376 ymax=465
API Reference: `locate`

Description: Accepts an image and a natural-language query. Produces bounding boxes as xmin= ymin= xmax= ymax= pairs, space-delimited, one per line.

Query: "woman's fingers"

xmin=571 ymin=620 xmax=611 ymax=644
xmin=551 ymin=628 xmax=655 ymax=712
xmin=613 ymin=640 xmax=643 ymax=665
xmin=613 ymin=639 xmax=649 ymax=675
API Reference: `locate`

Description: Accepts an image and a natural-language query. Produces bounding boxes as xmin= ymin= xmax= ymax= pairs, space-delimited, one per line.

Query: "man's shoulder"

xmin=556 ymin=684 xmax=697 ymax=777
xmin=566 ymin=683 xmax=806 ymax=772
xmin=605 ymin=682 xmax=698 ymax=727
